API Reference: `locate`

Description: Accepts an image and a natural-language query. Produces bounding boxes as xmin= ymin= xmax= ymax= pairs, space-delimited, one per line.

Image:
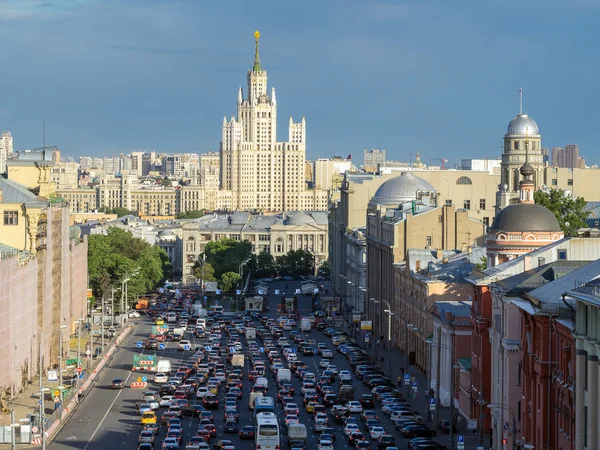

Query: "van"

xmin=253 ymin=377 xmax=268 ymax=393
xmin=276 ymin=368 xmax=292 ymax=384
xmin=248 ymin=391 xmax=264 ymax=410
xmin=157 ymin=359 xmax=171 ymax=374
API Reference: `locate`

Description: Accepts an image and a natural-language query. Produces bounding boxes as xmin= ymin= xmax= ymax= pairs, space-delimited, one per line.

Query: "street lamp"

xmin=57 ymin=325 xmax=67 ymax=398
xmin=369 ymin=298 xmax=379 ymax=360
xmin=383 ymin=309 xmax=394 ymax=376
xmin=487 ymin=403 xmax=518 ymax=450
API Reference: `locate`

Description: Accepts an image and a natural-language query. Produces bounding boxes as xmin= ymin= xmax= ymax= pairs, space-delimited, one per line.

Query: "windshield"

xmin=258 ymin=425 xmax=278 ymax=436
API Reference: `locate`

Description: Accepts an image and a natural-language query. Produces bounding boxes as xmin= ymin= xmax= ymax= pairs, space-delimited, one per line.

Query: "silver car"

xmin=138 ymin=430 xmax=155 ymax=444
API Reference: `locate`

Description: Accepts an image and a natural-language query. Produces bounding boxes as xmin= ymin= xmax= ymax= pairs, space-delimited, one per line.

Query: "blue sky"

xmin=1 ymin=0 xmax=599 ymax=166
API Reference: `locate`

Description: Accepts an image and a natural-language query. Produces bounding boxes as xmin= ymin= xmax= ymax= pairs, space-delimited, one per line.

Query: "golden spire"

xmin=253 ymin=30 xmax=261 ymax=72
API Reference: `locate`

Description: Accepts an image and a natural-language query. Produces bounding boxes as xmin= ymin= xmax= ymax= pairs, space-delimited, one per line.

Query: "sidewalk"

xmin=340 ymin=321 xmax=489 ymax=450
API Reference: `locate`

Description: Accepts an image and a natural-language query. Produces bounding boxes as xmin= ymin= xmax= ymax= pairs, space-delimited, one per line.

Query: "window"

xmin=552 ymin=179 xmax=558 ymax=186
xmin=514 ymin=141 xmax=520 ymax=150
xmin=3 ymin=211 xmax=18 ymax=225
xmin=445 ymin=200 xmax=453 ymax=206
xmin=568 ymin=179 xmax=573 ymax=186
xmin=483 ymin=217 xmax=490 ymax=226
xmin=558 ymin=249 xmax=567 ymax=260
xmin=479 ymin=199 xmax=486 ymax=210
xmin=463 ymin=200 xmax=471 ymax=210
xmin=426 ymin=236 xmax=432 ymax=247
xmin=456 ymin=176 xmax=472 ymax=185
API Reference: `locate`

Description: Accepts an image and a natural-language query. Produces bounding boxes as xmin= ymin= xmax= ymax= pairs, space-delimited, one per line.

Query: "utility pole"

xmin=120 ymin=278 xmax=125 ymax=327
xmin=76 ymin=320 xmax=82 ymax=390
xmin=435 ymin=327 xmax=442 ymax=426
xmin=39 ymin=339 xmax=45 ymax=450
xmin=101 ymin=292 xmax=105 ymax=350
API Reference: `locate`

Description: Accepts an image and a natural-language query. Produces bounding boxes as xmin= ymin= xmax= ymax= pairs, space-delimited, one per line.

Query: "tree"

xmin=474 ymin=256 xmax=487 ymax=271
xmin=534 ymin=189 xmax=590 ymax=236
xmin=255 ymin=249 xmax=276 ymax=277
xmin=204 ymin=239 xmax=252 ymax=279
xmin=160 ymin=178 xmax=172 ymax=187
xmin=98 ymin=207 xmax=134 ymax=217
xmin=277 ymin=249 xmax=315 ymax=276
xmin=192 ymin=261 xmax=216 ymax=282
xmin=176 ymin=210 xmax=205 ymax=220
xmin=220 ymin=272 xmax=242 ymax=292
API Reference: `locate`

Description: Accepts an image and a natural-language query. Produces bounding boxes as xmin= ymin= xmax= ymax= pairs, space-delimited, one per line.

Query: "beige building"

xmin=50 ymin=160 xmax=80 ymax=189
xmin=219 ymin=31 xmax=328 ymax=212
xmin=314 ymin=157 xmax=352 ymax=190
xmin=181 ymin=211 xmax=328 ymax=283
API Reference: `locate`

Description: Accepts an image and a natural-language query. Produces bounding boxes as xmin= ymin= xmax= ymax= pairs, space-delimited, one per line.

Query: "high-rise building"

xmin=219 ymin=31 xmax=327 ymax=212
xmin=551 ymin=144 xmax=584 ymax=169
xmin=314 ymin=157 xmax=352 ymax=190
xmin=0 ymin=131 xmax=13 ymax=173
xmin=162 ymin=155 xmax=183 ymax=177
xmin=363 ymin=149 xmax=386 ymax=172
xmin=541 ymin=147 xmax=549 ymax=165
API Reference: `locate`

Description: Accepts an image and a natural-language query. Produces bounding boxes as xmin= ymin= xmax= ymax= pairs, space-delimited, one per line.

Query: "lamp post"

xmin=369 ymin=298 xmax=379 ymax=360
xmin=487 ymin=403 xmax=518 ymax=450
xmin=57 ymin=325 xmax=67 ymax=399
xmin=383 ymin=309 xmax=394 ymax=376
xmin=239 ymin=258 xmax=250 ymax=311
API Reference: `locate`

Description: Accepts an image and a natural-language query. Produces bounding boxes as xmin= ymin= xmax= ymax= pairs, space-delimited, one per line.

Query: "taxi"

xmin=140 ymin=411 xmax=157 ymax=425
xmin=207 ymin=383 xmax=219 ymax=395
xmin=155 ymin=317 xmax=164 ymax=326
xmin=306 ymin=401 xmax=317 ymax=414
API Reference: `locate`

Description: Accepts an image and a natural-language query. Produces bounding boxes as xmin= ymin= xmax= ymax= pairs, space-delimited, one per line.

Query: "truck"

xmin=338 ymin=384 xmax=354 ymax=404
xmin=287 ymin=423 xmax=307 ymax=445
xmin=232 ymin=354 xmax=245 ymax=369
xmin=245 ymin=327 xmax=256 ymax=340
xmin=132 ymin=354 xmax=158 ymax=372
xmin=300 ymin=318 xmax=311 ymax=332
xmin=172 ymin=328 xmax=184 ymax=341
xmin=248 ymin=391 xmax=264 ymax=410
xmin=157 ymin=359 xmax=171 ymax=374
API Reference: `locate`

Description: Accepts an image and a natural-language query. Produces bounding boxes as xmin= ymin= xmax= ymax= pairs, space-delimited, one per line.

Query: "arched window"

xmin=456 ymin=176 xmax=472 ymax=185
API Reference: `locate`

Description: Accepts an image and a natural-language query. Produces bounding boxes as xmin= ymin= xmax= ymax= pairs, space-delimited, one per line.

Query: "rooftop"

xmin=0 ymin=176 xmax=46 ymax=205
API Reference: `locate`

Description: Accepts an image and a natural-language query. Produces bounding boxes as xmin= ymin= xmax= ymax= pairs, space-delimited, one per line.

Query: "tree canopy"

xmin=220 ymin=272 xmax=242 ymax=291
xmin=88 ymin=228 xmax=172 ymax=307
xmin=176 ymin=210 xmax=205 ymax=219
xmin=203 ymin=238 xmax=252 ymax=280
xmin=98 ymin=207 xmax=134 ymax=217
xmin=276 ymin=249 xmax=315 ymax=276
xmin=192 ymin=261 xmax=216 ymax=282
xmin=534 ymin=189 xmax=590 ymax=236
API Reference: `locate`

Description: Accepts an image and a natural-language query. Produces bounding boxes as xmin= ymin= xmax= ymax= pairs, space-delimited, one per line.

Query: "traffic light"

xmin=501 ymin=438 xmax=507 ymax=445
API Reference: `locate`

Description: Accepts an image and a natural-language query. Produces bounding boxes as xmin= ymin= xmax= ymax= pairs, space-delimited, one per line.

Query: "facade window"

xmin=567 ymin=179 xmax=573 ymax=186
xmin=479 ymin=199 xmax=486 ymax=210
xmin=483 ymin=217 xmax=489 ymax=226
xmin=552 ymin=179 xmax=558 ymax=186
xmin=3 ymin=211 xmax=18 ymax=226
xmin=426 ymin=236 xmax=432 ymax=247
xmin=230 ymin=234 xmax=241 ymax=241
xmin=558 ymin=249 xmax=567 ymax=260
xmin=463 ymin=200 xmax=471 ymax=210
xmin=444 ymin=200 xmax=452 ymax=207
xmin=514 ymin=141 xmax=519 ymax=150
xmin=259 ymin=234 xmax=269 ymax=242
xmin=456 ymin=176 xmax=472 ymax=185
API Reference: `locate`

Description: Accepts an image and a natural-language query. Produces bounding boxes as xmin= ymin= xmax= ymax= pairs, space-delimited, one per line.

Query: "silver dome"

xmin=505 ymin=113 xmax=540 ymax=137
xmin=369 ymin=172 xmax=436 ymax=209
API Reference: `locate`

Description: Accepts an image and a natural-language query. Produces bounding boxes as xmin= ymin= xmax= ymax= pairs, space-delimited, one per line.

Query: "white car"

xmin=319 ymin=359 xmax=330 ymax=368
xmin=369 ymin=426 xmax=385 ymax=440
xmin=347 ymin=401 xmax=363 ymax=413
xmin=178 ymin=340 xmax=192 ymax=351
xmin=339 ymin=370 xmax=352 ymax=382
xmin=321 ymin=349 xmax=333 ymax=358
xmin=154 ymin=372 xmax=169 ymax=383
xmin=214 ymin=371 xmax=227 ymax=382
xmin=327 ymin=365 xmax=338 ymax=375
xmin=344 ymin=423 xmax=360 ymax=436
xmin=196 ymin=387 xmax=210 ymax=398
xmin=159 ymin=395 xmax=173 ymax=407
xmin=318 ymin=441 xmax=334 ymax=450
xmin=143 ymin=392 xmax=158 ymax=402
xmin=128 ymin=310 xmax=140 ymax=318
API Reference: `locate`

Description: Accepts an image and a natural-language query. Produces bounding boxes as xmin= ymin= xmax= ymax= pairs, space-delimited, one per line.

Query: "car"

xmin=183 ymin=403 xmax=205 ymax=417
xmin=159 ymin=395 xmax=174 ymax=407
xmin=344 ymin=423 xmax=360 ymax=436
xmin=140 ymin=412 xmax=157 ymax=425
xmin=129 ymin=310 xmax=141 ymax=318
xmin=284 ymin=403 xmax=300 ymax=415
xmin=339 ymin=370 xmax=352 ymax=381
xmin=347 ymin=401 xmax=364 ymax=413
xmin=348 ymin=431 xmax=365 ymax=445
xmin=154 ymin=372 xmax=169 ymax=383
xmin=314 ymin=413 xmax=329 ymax=432
xmin=409 ymin=438 xmax=443 ymax=450
xmin=319 ymin=359 xmax=331 ymax=368
xmin=111 ymin=378 xmax=124 ymax=389
xmin=161 ymin=437 xmax=179 ymax=449
xmin=377 ymin=435 xmax=397 ymax=450
xmin=359 ymin=393 xmax=375 ymax=408
xmin=369 ymin=426 xmax=386 ymax=440
xmin=155 ymin=318 xmax=164 ymax=325
xmin=400 ymin=425 xmax=436 ymax=438
xmin=196 ymin=387 xmax=210 ymax=398
xmin=239 ymin=425 xmax=255 ymax=439
xmin=138 ymin=430 xmax=155 ymax=444
xmin=143 ymin=423 xmax=159 ymax=435
xmin=355 ymin=441 xmax=372 ymax=450
xmin=178 ymin=340 xmax=192 ymax=351
xmin=138 ymin=444 xmax=153 ymax=450
xmin=224 ymin=420 xmax=238 ymax=433
xmin=318 ymin=440 xmax=334 ymax=450
xmin=137 ymin=403 xmax=153 ymax=413
xmin=186 ymin=436 xmax=207 ymax=449
xmin=285 ymin=414 xmax=299 ymax=426
xmin=203 ymin=394 xmax=219 ymax=409
xmin=321 ymin=349 xmax=333 ymax=358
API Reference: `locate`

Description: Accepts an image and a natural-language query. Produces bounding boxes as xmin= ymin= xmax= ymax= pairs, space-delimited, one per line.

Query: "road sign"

xmin=331 ymin=307 xmax=337 ymax=312
xmin=295 ymin=289 xmax=301 ymax=294
xmin=236 ymin=290 xmax=241 ymax=295
xmin=364 ymin=334 xmax=370 ymax=343
xmin=141 ymin=376 xmax=147 ymax=382
xmin=184 ymin=345 xmax=191 ymax=351
xmin=275 ymin=289 xmax=280 ymax=294
xmin=259 ymin=347 xmax=265 ymax=353
xmin=77 ymin=368 xmax=83 ymax=373
xmin=457 ymin=435 xmax=465 ymax=449
xmin=216 ymin=289 xmax=221 ymax=295
xmin=86 ymin=349 xmax=91 ymax=356
xmin=32 ymin=426 xmax=39 ymax=434
xmin=147 ymin=355 xmax=154 ymax=360
xmin=137 ymin=377 xmax=143 ymax=382
xmin=360 ymin=320 xmax=372 ymax=330
xmin=404 ymin=373 xmax=410 ymax=386
xmin=159 ymin=343 xmax=165 ymax=349
xmin=429 ymin=398 xmax=436 ymax=411
xmin=258 ymin=289 xmax=263 ymax=295
xmin=411 ymin=380 xmax=418 ymax=390
xmin=205 ymin=345 xmax=212 ymax=351
xmin=468 ymin=419 xmax=478 ymax=430
xmin=314 ymin=288 xmax=319 ymax=293
xmin=53 ymin=390 xmax=60 ymax=398
xmin=136 ymin=341 xmax=143 ymax=347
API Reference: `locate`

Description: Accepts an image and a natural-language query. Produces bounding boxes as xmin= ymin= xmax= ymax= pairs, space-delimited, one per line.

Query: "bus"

xmin=254 ymin=397 xmax=275 ymax=417
xmin=209 ymin=305 xmax=224 ymax=314
xmin=255 ymin=412 xmax=280 ymax=450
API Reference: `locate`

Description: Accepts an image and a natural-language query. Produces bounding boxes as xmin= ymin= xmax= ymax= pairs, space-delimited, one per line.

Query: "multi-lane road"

xmin=48 ymin=279 xmax=445 ymax=450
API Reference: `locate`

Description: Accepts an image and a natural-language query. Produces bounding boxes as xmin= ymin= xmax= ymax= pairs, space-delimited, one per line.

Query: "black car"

xmin=377 ymin=435 xmax=396 ymax=450
xmin=438 ymin=419 xmax=455 ymax=434
xmin=159 ymin=385 xmax=176 ymax=396
xmin=111 ymin=378 xmax=124 ymax=389
xmin=203 ymin=394 xmax=219 ymax=409
xmin=289 ymin=439 xmax=306 ymax=448
xmin=145 ymin=339 xmax=158 ymax=350
xmin=224 ymin=420 xmax=238 ymax=433
xmin=400 ymin=425 xmax=436 ymax=438
xmin=182 ymin=403 xmax=205 ymax=417
xmin=239 ymin=425 xmax=255 ymax=440
xmin=302 ymin=346 xmax=314 ymax=356
xmin=359 ymin=394 xmax=374 ymax=408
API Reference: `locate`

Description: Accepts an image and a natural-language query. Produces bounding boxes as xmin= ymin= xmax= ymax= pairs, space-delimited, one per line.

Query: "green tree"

xmin=277 ymin=249 xmax=315 ymax=276
xmin=98 ymin=207 xmax=134 ymax=217
xmin=474 ymin=256 xmax=487 ymax=271
xmin=192 ymin=261 xmax=216 ymax=282
xmin=204 ymin=239 xmax=252 ymax=279
xmin=176 ymin=210 xmax=205 ymax=220
xmin=534 ymin=189 xmax=590 ymax=236
xmin=255 ymin=249 xmax=276 ymax=277
xmin=160 ymin=178 xmax=172 ymax=187
xmin=220 ymin=271 xmax=242 ymax=291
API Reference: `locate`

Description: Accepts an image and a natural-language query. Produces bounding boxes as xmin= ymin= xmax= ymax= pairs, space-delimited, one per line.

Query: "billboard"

xmin=360 ymin=321 xmax=373 ymax=330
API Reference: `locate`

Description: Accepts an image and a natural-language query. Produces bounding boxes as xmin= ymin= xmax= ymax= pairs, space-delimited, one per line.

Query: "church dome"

xmin=369 ymin=172 xmax=436 ymax=208
xmin=505 ymin=113 xmax=540 ymax=137
xmin=490 ymin=203 xmax=561 ymax=233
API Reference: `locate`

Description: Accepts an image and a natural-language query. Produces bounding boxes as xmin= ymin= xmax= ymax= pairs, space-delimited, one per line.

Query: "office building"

xmin=363 ymin=149 xmax=386 ymax=171
xmin=219 ymin=31 xmax=328 ymax=212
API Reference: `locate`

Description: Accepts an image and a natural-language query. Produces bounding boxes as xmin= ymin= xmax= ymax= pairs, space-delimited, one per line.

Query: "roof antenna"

xmin=519 ymin=87 xmax=523 ymax=115
xmin=43 ymin=120 xmax=46 ymax=150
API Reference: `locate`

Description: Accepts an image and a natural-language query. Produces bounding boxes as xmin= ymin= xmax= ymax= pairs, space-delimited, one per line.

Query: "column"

xmin=588 ymin=352 xmax=598 ymax=448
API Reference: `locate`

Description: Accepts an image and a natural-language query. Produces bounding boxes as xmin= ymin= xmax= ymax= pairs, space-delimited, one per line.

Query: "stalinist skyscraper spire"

xmin=220 ymin=31 xmax=328 ymax=212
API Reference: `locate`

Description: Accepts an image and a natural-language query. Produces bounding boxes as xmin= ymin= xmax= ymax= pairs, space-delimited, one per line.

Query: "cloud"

xmin=103 ymin=43 xmax=192 ymax=55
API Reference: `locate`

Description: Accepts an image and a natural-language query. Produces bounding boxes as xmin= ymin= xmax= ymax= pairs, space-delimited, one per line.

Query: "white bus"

xmin=255 ymin=412 xmax=280 ymax=450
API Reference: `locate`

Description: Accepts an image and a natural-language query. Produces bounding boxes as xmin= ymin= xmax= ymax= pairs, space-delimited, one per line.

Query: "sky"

xmin=1 ymin=0 xmax=600 ymax=166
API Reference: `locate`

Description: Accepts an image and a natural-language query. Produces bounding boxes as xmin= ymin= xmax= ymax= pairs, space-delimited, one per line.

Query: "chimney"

xmin=436 ymin=248 xmax=443 ymax=260
xmin=415 ymin=260 xmax=421 ymax=272
xmin=524 ymin=254 xmax=532 ymax=271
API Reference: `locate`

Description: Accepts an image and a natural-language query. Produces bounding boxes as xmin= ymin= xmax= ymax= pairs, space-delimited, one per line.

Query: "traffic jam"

xmin=126 ymin=285 xmax=448 ymax=450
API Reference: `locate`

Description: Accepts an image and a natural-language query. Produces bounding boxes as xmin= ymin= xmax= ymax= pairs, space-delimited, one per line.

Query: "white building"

xmin=0 ymin=131 xmax=13 ymax=173
xmin=314 ymin=157 xmax=352 ymax=190
xmin=460 ymin=158 xmax=501 ymax=174
xmin=219 ymin=31 xmax=328 ymax=212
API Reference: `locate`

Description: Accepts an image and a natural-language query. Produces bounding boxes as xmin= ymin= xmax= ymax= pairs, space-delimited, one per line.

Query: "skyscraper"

xmin=220 ymin=31 xmax=327 ymax=212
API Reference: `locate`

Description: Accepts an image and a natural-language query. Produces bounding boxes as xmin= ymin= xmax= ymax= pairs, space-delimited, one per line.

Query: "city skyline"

xmin=2 ymin=0 xmax=600 ymax=165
